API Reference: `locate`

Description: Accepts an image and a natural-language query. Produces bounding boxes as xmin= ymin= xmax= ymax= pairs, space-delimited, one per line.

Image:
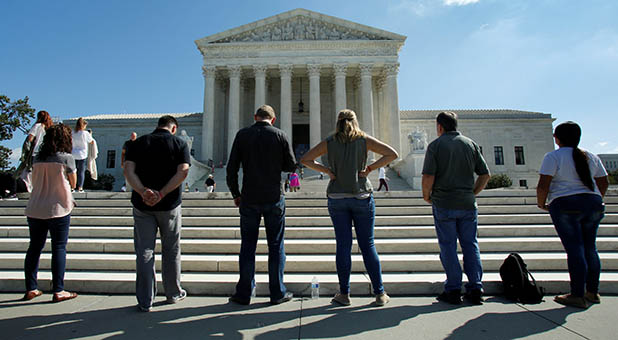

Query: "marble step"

xmin=3 ymin=204 xmax=617 ymax=217
xmin=2 ymin=225 xmax=618 ymax=239
xmin=3 ymin=214 xmax=618 ymax=227
xmin=2 ymin=252 xmax=617 ymax=272
xmin=3 ymin=196 xmax=617 ymax=208
xmin=1 ymin=270 xmax=617 ymax=295
xmin=2 ymin=236 xmax=618 ymax=254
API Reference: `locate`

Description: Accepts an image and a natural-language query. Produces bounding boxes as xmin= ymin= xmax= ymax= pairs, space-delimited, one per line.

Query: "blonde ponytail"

xmin=334 ymin=109 xmax=366 ymax=143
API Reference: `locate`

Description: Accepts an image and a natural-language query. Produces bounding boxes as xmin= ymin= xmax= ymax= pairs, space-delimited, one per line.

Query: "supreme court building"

xmin=68 ymin=9 xmax=555 ymax=190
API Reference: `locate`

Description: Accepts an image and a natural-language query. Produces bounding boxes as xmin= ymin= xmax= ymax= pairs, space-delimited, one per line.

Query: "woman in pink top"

xmin=23 ymin=124 xmax=78 ymax=302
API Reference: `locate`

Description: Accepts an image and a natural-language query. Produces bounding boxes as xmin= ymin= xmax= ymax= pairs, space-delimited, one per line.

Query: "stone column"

xmin=384 ymin=63 xmax=401 ymax=154
xmin=279 ymin=64 xmax=293 ymax=140
xmin=333 ymin=63 xmax=347 ymax=113
xmin=308 ymin=64 xmax=321 ymax=148
xmin=227 ymin=65 xmax=242 ymax=156
xmin=359 ymin=63 xmax=374 ymax=137
xmin=253 ymin=64 xmax=267 ymax=110
xmin=201 ymin=65 xmax=216 ymax=162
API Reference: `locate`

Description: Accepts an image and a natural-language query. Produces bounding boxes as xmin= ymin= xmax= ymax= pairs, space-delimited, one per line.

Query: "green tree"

xmin=0 ymin=95 xmax=36 ymax=170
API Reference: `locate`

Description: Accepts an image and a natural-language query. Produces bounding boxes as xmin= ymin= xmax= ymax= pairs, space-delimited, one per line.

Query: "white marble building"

xmin=65 ymin=9 xmax=556 ymax=190
xmin=599 ymin=154 xmax=618 ymax=172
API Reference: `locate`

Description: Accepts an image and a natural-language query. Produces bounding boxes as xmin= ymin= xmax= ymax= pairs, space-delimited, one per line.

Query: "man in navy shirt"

xmin=124 ymin=115 xmax=190 ymax=312
xmin=227 ymin=105 xmax=296 ymax=305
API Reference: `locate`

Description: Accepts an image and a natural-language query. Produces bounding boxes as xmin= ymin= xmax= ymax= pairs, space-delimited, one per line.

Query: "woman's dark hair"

xmin=74 ymin=117 xmax=87 ymax=132
xmin=38 ymin=124 xmax=73 ymax=160
xmin=36 ymin=110 xmax=53 ymax=129
xmin=554 ymin=121 xmax=594 ymax=191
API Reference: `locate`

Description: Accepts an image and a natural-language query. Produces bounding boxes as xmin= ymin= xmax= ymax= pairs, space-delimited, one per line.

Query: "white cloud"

xmin=9 ymin=147 xmax=21 ymax=164
xmin=598 ymin=142 xmax=609 ymax=147
xmin=444 ymin=0 xmax=480 ymax=6
xmin=389 ymin=0 xmax=433 ymax=17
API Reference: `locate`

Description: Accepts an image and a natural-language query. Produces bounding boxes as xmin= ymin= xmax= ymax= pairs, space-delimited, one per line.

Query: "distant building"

xmin=599 ymin=154 xmax=618 ymax=172
xmin=64 ymin=9 xmax=555 ymax=190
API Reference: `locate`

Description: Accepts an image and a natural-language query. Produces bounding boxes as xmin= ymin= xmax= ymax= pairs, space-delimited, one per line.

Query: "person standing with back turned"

xmin=536 ymin=121 xmax=608 ymax=308
xmin=422 ymin=111 xmax=490 ymax=305
xmin=124 ymin=115 xmax=191 ymax=312
xmin=227 ymin=105 xmax=297 ymax=305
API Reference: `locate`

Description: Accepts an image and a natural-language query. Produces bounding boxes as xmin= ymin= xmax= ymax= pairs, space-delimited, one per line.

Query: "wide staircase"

xmin=1 ymin=189 xmax=617 ymax=297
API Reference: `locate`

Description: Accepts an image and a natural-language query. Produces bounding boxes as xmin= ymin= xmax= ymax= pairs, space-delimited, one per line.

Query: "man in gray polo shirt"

xmin=422 ymin=111 xmax=490 ymax=305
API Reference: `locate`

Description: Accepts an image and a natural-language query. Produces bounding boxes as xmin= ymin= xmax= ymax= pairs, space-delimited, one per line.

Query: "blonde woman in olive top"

xmin=301 ymin=109 xmax=398 ymax=306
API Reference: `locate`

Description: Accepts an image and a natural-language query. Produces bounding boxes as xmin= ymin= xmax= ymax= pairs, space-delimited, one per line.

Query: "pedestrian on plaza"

xmin=124 ymin=115 xmax=190 ymax=312
xmin=289 ymin=170 xmax=300 ymax=192
xmin=71 ymin=118 xmax=94 ymax=193
xmin=301 ymin=109 xmax=398 ymax=306
xmin=205 ymin=174 xmax=216 ymax=192
xmin=536 ymin=121 xmax=608 ymax=308
xmin=377 ymin=167 xmax=389 ymax=191
xmin=15 ymin=110 xmax=53 ymax=192
xmin=226 ymin=104 xmax=296 ymax=305
xmin=121 ymin=132 xmax=137 ymax=191
xmin=86 ymin=129 xmax=99 ymax=181
xmin=23 ymin=124 xmax=78 ymax=303
xmin=422 ymin=111 xmax=490 ymax=305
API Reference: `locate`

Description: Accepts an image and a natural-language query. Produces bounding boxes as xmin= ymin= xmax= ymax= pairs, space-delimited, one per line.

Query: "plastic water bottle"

xmin=311 ymin=276 xmax=319 ymax=299
xmin=251 ymin=284 xmax=257 ymax=298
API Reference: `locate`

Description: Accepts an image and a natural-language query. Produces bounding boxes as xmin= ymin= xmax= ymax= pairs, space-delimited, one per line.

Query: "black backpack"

xmin=499 ymin=253 xmax=545 ymax=304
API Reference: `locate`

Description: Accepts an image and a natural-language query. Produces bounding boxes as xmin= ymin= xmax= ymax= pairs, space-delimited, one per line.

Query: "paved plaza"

xmin=1 ymin=293 xmax=615 ymax=339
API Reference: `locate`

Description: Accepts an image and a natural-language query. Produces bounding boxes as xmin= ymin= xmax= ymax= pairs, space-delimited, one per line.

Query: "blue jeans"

xmin=328 ymin=196 xmax=384 ymax=295
xmin=549 ymin=193 xmax=604 ymax=297
xmin=236 ymin=196 xmax=287 ymax=301
xmin=75 ymin=159 xmax=87 ymax=189
xmin=432 ymin=206 xmax=483 ymax=292
xmin=24 ymin=214 xmax=71 ymax=292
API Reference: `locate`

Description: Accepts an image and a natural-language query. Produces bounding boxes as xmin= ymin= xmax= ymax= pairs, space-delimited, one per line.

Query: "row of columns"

xmin=201 ymin=63 xmax=400 ymax=162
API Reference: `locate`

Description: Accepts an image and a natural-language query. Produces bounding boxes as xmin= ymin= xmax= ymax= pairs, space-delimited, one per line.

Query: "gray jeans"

xmin=133 ymin=205 xmax=182 ymax=308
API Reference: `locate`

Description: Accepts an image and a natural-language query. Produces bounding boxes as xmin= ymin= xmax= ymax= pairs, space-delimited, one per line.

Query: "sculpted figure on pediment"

xmin=306 ymin=21 xmax=316 ymax=40
xmin=261 ymin=29 xmax=272 ymax=41
xmin=294 ymin=22 xmax=305 ymax=40
xmin=283 ymin=22 xmax=294 ymax=40
xmin=328 ymin=27 xmax=341 ymax=40
xmin=272 ymin=26 xmax=282 ymax=40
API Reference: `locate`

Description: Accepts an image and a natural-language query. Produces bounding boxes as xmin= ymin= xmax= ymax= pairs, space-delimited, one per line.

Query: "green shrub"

xmin=84 ymin=172 xmax=115 ymax=191
xmin=486 ymin=173 xmax=512 ymax=189
xmin=609 ymin=170 xmax=618 ymax=185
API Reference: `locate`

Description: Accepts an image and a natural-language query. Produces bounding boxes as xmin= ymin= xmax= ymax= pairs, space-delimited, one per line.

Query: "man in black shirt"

xmin=227 ymin=105 xmax=296 ymax=305
xmin=124 ymin=115 xmax=190 ymax=312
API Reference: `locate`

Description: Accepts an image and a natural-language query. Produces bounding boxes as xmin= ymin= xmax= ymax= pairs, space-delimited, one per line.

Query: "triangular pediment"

xmin=195 ymin=8 xmax=406 ymax=45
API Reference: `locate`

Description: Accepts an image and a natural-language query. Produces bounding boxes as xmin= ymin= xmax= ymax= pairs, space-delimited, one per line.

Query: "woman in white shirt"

xmin=71 ymin=118 xmax=94 ymax=193
xmin=27 ymin=110 xmax=53 ymax=156
xmin=536 ymin=121 xmax=609 ymax=308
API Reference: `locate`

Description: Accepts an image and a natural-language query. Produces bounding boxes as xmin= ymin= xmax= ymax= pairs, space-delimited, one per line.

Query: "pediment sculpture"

xmin=212 ymin=16 xmax=387 ymax=43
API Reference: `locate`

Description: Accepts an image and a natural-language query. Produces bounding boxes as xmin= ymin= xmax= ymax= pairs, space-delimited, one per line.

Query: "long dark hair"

xmin=36 ymin=110 xmax=53 ymax=129
xmin=554 ymin=121 xmax=594 ymax=191
xmin=37 ymin=124 xmax=73 ymax=160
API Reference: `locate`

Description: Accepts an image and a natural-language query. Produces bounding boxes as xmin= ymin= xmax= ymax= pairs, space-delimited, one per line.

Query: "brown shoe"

xmin=376 ymin=293 xmax=390 ymax=306
xmin=52 ymin=291 xmax=78 ymax=303
xmin=554 ymin=294 xmax=589 ymax=308
xmin=22 ymin=290 xmax=43 ymax=301
xmin=584 ymin=292 xmax=601 ymax=304
xmin=331 ymin=293 xmax=351 ymax=306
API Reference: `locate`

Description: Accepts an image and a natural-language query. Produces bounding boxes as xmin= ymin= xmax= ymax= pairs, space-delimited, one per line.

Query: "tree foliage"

xmin=0 ymin=95 xmax=36 ymax=170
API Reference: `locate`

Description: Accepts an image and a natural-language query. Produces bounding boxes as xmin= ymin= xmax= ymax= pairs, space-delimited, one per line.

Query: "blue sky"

xmin=2 ymin=0 xmax=617 ymax=165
